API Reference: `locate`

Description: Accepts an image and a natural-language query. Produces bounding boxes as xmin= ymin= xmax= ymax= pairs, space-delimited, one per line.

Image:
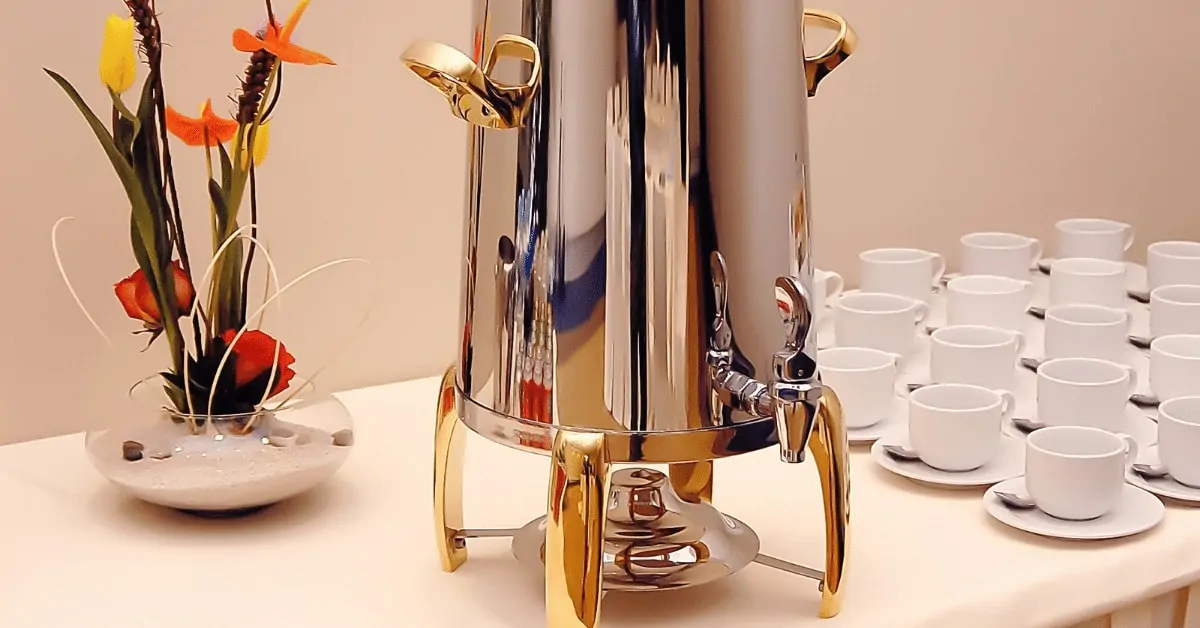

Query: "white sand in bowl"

xmin=87 ymin=419 xmax=352 ymax=512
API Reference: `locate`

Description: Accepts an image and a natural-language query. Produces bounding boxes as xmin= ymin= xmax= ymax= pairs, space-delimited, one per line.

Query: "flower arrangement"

xmin=46 ymin=0 xmax=334 ymax=418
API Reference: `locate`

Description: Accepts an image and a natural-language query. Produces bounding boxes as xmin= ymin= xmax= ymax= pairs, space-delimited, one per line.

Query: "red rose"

xmin=220 ymin=329 xmax=297 ymax=398
xmin=114 ymin=260 xmax=195 ymax=327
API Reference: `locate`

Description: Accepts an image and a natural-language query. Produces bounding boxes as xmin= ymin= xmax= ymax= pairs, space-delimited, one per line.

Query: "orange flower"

xmin=232 ymin=0 xmax=335 ymax=66
xmin=165 ymin=99 xmax=239 ymax=147
xmin=115 ymin=260 xmax=195 ymax=327
xmin=221 ymin=329 xmax=297 ymax=398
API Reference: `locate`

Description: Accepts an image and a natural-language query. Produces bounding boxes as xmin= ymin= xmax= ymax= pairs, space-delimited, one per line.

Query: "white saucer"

xmin=984 ymin=477 xmax=1164 ymax=540
xmin=846 ymin=396 xmax=907 ymax=445
xmin=1126 ymin=445 xmax=1200 ymax=505
xmin=871 ymin=434 xmax=1023 ymax=489
xmin=1004 ymin=406 xmax=1158 ymax=447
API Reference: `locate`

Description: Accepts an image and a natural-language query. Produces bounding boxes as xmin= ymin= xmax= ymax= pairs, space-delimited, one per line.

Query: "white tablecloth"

xmin=1 ymin=375 xmax=1199 ymax=627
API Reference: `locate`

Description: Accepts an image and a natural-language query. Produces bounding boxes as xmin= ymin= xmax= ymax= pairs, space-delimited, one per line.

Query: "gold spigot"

xmin=803 ymin=9 xmax=858 ymax=96
xmin=401 ymin=35 xmax=542 ymax=130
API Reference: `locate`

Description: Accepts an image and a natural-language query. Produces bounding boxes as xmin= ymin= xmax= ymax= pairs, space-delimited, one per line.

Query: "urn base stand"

xmin=433 ymin=367 xmax=850 ymax=628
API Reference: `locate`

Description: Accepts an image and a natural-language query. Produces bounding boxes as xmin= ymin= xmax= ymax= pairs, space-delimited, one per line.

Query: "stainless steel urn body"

xmin=409 ymin=0 xmax=854 ymax=449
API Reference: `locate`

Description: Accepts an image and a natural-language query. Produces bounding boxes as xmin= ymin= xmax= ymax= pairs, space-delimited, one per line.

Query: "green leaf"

xmin=46 ymin=69 xmax=170 ymax=317
xmin=127 ymin=70 xmax=184 ymax=375
xmin=108 ymin=83 xmax=143 ymax=158
xmin=44 ymin=70 xmax=152 ymax=227
xmin=208 ymin=180 xmax=244 ymax=334
xmin=132 ymin=84 xmax=169 ymax=264
xmin=108 ymin=87 xmax=141 ymax=141
xmin=209 ymin=179 xmax=232 ymax=235
xmin=132 ymin=75 xmax=155 ymax=136
xmin=47 ymin=68 xmax=185 ymax=376
xmin=112 ymin=116 xmax=136 ymax=159
xmin=217 ymin=141 xmax=234 ymax=199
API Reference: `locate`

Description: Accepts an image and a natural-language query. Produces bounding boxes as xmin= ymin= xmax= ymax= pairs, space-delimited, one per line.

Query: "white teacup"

xmin=1151 ymin=285 xmax=1200 ymax=338
xmin=945 ymin=274 xmax=1034 ymax=332
xmin=811 ymin=268 xmax=845 ymax=323
xmin=1025 ymin=425 xmax=1138 ymax=520
xmin=834 ymin=292 xmax=928 ymax=358
xmin=909 ymin=383 xmax=1015 ymax=472
xmin=859 ymin=248 xmax=946 ymax=303
xmin=1147 ymin=241 xmax=1200 ymax=292
xmin=930 ymin=325 xmax=1024 ymax=391
xmin=1055 ymin=218 xmax=1135 ymax=262
xmin=1157 ymin=397 xmax=1200 ymax=487
xmin=1037 ymin=357 xmax=1137 ymax=434
xmin=960 ymin=232 xmax=1042 ymax=280
xmin=818 ymin=347 xmax=899 ymax=429
xmin=1150 ymin=335 xmax=1200 ymax=402
xmin=1049 ymin=258 xmax=1128 ymax=309
xmin=1043 ymin=304 xmax=1131 ymax=364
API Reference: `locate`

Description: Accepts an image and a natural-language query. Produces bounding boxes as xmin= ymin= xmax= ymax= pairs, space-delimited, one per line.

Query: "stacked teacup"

xmin=837 ymin=247 xmax=942 ymax=358
xmin=1139 ymin=239 xmax=1200 ymax=497
xmin=988 ymin=219 xmax=1151 ymax=526
xmin=1144 ymin=241 xmax=1200 ymax=403
xmin=825 ymin=248 xmax=943 ymax=437
xmin=882 ymin=233 xmax=1040 ymax=474
xmin=1035 ymin=219 xmax=1141 ymax=433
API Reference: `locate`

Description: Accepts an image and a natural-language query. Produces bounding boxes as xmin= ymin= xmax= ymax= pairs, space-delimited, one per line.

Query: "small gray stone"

xmin=332 ymin=429 xmax=354 ymax=447
xmin=122 ymin=440 xmax=144 ymax=462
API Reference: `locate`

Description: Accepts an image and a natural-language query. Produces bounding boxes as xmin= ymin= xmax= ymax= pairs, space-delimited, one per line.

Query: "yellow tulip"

xmin=241 ymin=122 xmax=271 ymax=168
xmin=99 ymin=15 xmax=137 ymax=94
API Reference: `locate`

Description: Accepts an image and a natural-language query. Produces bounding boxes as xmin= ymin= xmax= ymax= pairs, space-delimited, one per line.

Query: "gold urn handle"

xmin=803 ymin=9 xmax=858 ymax=96
xmin=402 ymin=34 xmax=542 ymax=130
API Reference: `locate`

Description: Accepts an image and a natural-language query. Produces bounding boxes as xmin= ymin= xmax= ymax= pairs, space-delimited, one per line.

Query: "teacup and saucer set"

xmin=985 ymin=425 xmax=1164 ymax=540
xmin=1027 ymin=218 xmax=1147 ymax=304
xmin=871 ymin=383 xmax=1024 ymax=489
xmin=1124 ymin=397 xmax=1200 ymax=506
xmin=1004 ymin=357 xmax=1158 ymax=448
xmin=817 ymin=347 xmax=907 ymax=445
xmin=1020 ymin=302 xmax=1147 ymax=370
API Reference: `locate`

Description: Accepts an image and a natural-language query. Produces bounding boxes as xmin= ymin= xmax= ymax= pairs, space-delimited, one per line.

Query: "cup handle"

xmin=929 ymin=254 xmax=947 ymax=287
xmin=1028 ymin=238 xmax=1044 ymax=269
xmin=1122 ymin=309 xmax=1134 ymax=334
xmin=1020 ymin=281 xmax=1035 ymax=309
xmin=825 ymin=272 xmax=845 ymax=302
xmin=995 ymin=388 xmax=1018 ymax=421
xmin=1116 ymin=432 xmax=1140 ymax=470
xmin=1123 ymin=226 xmax=1136 ymax=252
xmin=1125 ymin=367 xmax=1139 ymax=396
xmin=1010 ymin=330 xmax=1027 ymax=356
xmin=913 ymin=301 xmax=930 ymax=325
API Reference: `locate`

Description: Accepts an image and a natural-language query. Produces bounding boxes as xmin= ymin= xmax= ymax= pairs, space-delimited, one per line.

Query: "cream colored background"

xmin=1 ymin=0 xmax=1197 ymax=444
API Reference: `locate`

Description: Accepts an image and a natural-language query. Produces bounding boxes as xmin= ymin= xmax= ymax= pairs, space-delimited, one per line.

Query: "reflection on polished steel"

xmin=512 ymin=468 xmax=761 ymax=591
xmin=406 ymin=2 xmax=856 ymax=625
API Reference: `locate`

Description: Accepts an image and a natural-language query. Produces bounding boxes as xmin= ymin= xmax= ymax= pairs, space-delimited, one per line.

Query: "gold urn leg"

xmin=668 ymin=461 xmax=714 ymax=504
xmin=808 ymin=385 xmax=851 ymax=618
xmin=546 ymin=431 xmax=611 ymax=628
xmin=434 ymin=366 xmax=468 ymax=572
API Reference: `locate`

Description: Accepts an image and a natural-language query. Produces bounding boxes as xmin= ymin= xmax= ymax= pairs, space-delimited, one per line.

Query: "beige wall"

xmin=1 ymin=0 xmax=1197 ymax=443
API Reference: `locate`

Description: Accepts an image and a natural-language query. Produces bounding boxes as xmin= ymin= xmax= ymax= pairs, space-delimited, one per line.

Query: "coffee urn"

xmin=402 ymin=2 xmax=857 ymax=625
